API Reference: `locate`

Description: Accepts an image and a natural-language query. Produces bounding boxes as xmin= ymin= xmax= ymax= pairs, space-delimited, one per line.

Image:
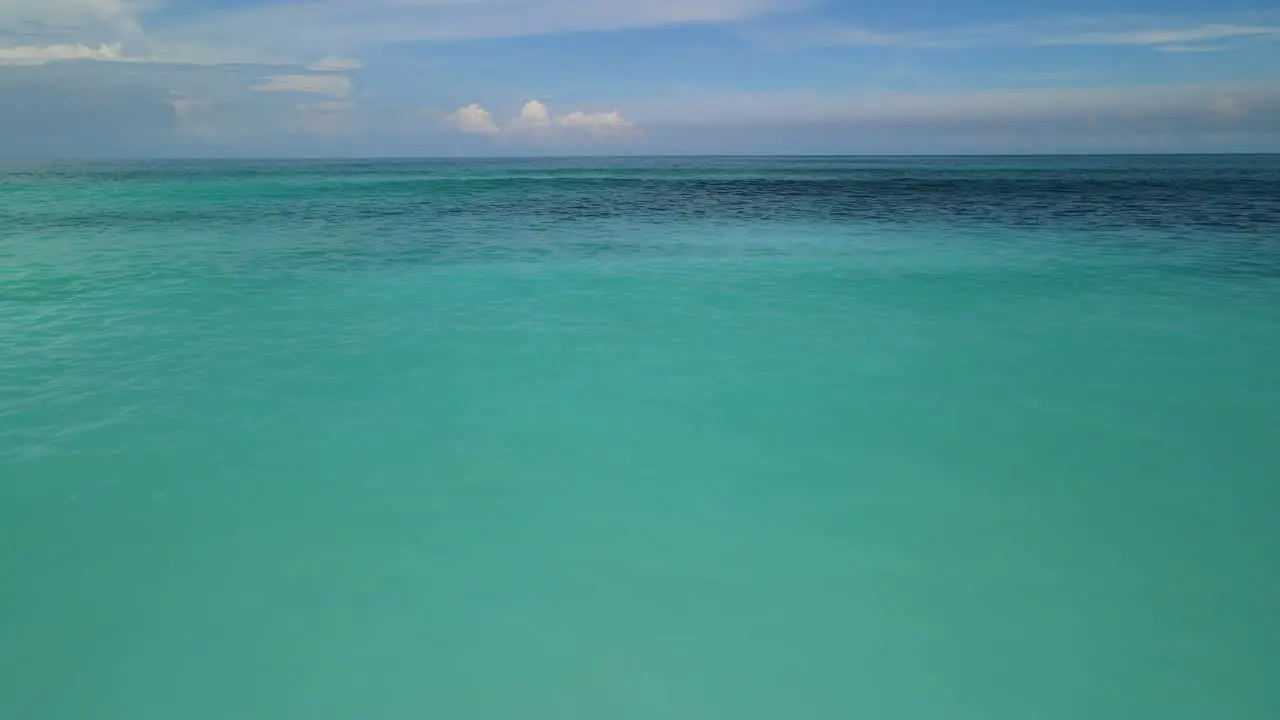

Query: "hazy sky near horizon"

xmin=1 ymin=0 xmax=1279 ymax=156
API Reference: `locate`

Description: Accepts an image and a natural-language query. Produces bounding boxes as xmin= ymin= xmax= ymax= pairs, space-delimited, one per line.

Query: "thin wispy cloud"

xmin=307 ymin=56 xmax=363 ymax=72
xmin=6 ymin=3 xmax=1274 ymax=63
xmin=556 ymin=110 xmax=638 ymax=139
xmin=250 ymin=74 xmax=353 ymax=98
xmin=301 ymin=100 xmax=357 ymax=113
xmin=614 ymin=82 xmax=1280 ymax=134
xmin=1041 ymin=23 xmax=1280 ymax=46
xmin=0 ymin=0 xmax=809 ymax=90
xmin=1152 ymin=44 xmax=1229 ymax=53
xmin=755 ymin=16 xmax=1280 ymax=52
xmin=158 ymin=0 xmax=811 ymax=62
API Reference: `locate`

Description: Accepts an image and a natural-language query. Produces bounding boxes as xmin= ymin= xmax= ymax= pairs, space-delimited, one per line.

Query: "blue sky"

xmin=1 ymin=0 xmax=1278 ymax=156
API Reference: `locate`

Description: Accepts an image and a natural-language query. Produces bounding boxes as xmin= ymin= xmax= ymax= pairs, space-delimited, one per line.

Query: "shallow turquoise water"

xmin=2 ymin=157 xmax=1279 ymax=718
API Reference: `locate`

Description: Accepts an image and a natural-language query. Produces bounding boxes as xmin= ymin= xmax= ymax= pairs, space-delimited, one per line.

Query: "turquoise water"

xmin=2 ymin=156 xmax=1278 ymax=718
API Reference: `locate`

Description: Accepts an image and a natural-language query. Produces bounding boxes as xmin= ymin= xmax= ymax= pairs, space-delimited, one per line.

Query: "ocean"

xmin=2 ymin=156 xmax=1278 ymax=719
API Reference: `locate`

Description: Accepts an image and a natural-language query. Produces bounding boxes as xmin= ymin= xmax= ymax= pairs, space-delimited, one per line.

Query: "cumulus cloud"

xmin=449 ymin=103 xmax=501 ymax=135
xmin=250 ymin=74 xmax=352 ymax=98
xmin=447 ymin=100 xmax=640 ymax=141
xmin=512 ymin=99 xmax=553 ymax=132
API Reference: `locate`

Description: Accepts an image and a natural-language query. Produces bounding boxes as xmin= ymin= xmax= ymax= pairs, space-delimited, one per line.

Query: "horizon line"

xmin=4 ymin=151 xmax=1279 ymax=164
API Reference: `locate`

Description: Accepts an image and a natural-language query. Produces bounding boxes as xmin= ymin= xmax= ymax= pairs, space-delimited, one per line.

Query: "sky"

xmin=1 ymin=0 xmax=1278 ymax=156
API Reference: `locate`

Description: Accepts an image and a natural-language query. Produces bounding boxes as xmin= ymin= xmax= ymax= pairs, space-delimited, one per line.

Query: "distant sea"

xmin=3 ymin=156 xmax=1278 ymax=719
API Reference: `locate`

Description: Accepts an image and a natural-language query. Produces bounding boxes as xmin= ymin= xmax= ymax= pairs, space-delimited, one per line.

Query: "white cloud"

xmin=0 ymin=0 xmax=224 ymax=69
xmin=510 ymin=99 xmax=553 ymax=133
xmin=250 ymin=74 xmax=352 ymax=98
xmin=0 ymin=0 xmax=151 ymax=40
xmin=449 ymin=103 xmax=501 ymax=135
xmin=1042 ymin=24 xmax=1280 ymax=47
xmin=2 ymin=0 xmax=806 ymax=68
xmin=756 ymin=17 xmax=1280 ymax=52
xmin=5 ymin=3 xmax=1276 ymax=74
xmin=1153 ymin=44 xmax=1228 ymax=53
xmin=307 ymin=56 xmax=363 ymax=72
xmin=0 ymin=0 xmax=292 ymax=66
xmin=448 ymin=100 xmax=640 ymax=141
xmin=155 ymin=0 xmax=809 ymax=59
xmin=557 ymin=110 xmax=638 ymax=138
xmin=0 ymin=42 xmax=137 ymax=65
xmin=4 ymin=2 xmax=1276 ymax=155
